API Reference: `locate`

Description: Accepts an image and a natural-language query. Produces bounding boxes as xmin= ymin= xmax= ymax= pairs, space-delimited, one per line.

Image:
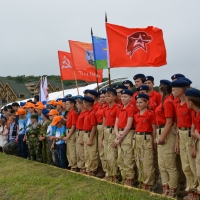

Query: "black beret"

xmin=135 ymin=93 xmax=149 ymax=100
xmin=137 ymin=85 xmax=150 ymax=91
xmin=83 ymin=96 xmax=95 ymax=103
xmin=122 ymin=80 xmax=134 ymax=87
xmin=66 ymin=98 xmax=76 ymax=104
xmin=133 ymin=74 xmax=145 ymax=80
xmin=120 ymin=89 xmax=134 ymax=96
xmin=105 ymin=88 xmax=117 ymax=96
xmin=143 ymin=76 xmax=154 ymax=83
xmin=171 ymin=73 xmax=185 ymax=80
xmin=115 ymin=85 xmax=128 ymax=90
xmin=65 ymin=94 xmax=72 ymax=98
xmin=160 ymin=79 xmax=171 ymax=86
xmin=83 ymin=89 xmax=90 ymax=94
xmin=99 ymin=90 xmax=106 ymax=95
xmin=177 ymin=77 xmax=192 ymax=85
xmin=185 ymin=88 xmax=200 ymax=98
xmin=87 ymin=90 xmax=99 ymax=97
xmin=171 ymin=80 xmax=189 ymax=88
xmin=56 ymin=98 xmax=63 ymax=102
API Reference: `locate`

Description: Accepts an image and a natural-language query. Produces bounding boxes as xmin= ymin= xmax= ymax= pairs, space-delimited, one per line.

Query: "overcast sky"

xmin=0 ymin=0 xmax=200 ymax=87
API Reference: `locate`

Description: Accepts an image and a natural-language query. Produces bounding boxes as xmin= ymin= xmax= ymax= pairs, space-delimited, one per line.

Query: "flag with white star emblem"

xmin=106 ymin=23 xmax=167 ymax=68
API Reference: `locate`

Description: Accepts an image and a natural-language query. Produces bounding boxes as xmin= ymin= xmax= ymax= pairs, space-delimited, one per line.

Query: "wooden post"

xmin=61 ymin=80 xmax=64 ymax=97
xmin=73 ymin=70 xmax=79 ymax=95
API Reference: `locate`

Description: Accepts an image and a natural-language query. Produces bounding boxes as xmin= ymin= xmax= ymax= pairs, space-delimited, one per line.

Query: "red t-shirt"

xmin=95 ymin=104 xmax=107 ymax=123
xmin=93 ymin=102 xmax=100 ymax=112
xmin=155 ymin=96 xmax=175 ymax=126
xmin=175 ymin=101 xmax=194 ymax=128
xmin=66 ymin=109 xmax=78 ymax=128
xmin=149 ymin=90 xmax=162 ymax=106
xmin=132 ymin=91 xmax=139 ymax=100
xmin=134 ymin=110 xmax=156 ymax=132
xmin=192 ymin=111 xmax=200 ymax=132
xmin=149 ymin=99 xmax=157 ymax=112
xmin=76 ymin=110 xmax=88 ymax=130
xmin=117 ymin=104 xmax=136 ymax=129
xmin=83 ymin=108 xmax=97 ymax=131
xmin=103 ymin=103 xmax=120 ymax=126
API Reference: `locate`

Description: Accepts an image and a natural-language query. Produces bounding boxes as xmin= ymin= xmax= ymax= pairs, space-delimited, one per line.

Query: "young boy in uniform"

xmin=82 ymin=96 xmax=98 ymax=175
xmin=122 ymin=80 xmax=134 ymax=90
xmin=114 ymin=89 xmax=137 ymax=186
xmin=133 ymin=74 xmax=145 ymax=99
xmin=103 ymin=88 xmax=120 ymax=182
xmin=115 ymin=85 xmax=128 ymax=105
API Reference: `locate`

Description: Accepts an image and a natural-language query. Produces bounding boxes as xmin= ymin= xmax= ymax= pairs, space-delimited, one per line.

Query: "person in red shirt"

xmin=155 ymin=80 xmax=178 ymax=197
xmin=102 ymin=88 xmax=120 ymax=182
xmin=63 ymin=98 xmax=78 ymax=171
xmin=95 ymin=90 xmax=107 ymax=178
xmin=143 ymin=76 xmax=162 ymax=106
xmin=134 ymin=93 xmax=156 ymax=191
xmin=132 ymin=74 xmax=145 ymax=99
xmin=171 ymin=80 xmax=197 ymax=199
xmin=185 ymin=88 xmax=200 ymax=199
xmin=114 ymin=89 xmax=136 ymax=186
xmin=82 ymin=96 xmax=98 ymax=175
xmin=76 ymin=98 xmax=88 ymax=174
xmin=87 ymin=90 xmax=99 ymax=112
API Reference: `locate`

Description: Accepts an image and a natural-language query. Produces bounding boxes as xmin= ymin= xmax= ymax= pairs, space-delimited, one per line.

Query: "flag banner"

xmin=92 ymin=36 xmax=108 ymax=69
xmin=58 ymin=50 xmax=103 ymax=82
xmin=69 ymin=40 xmax=103 ymax=82
xmin=106 ymin=23 xmax=167 ymax=68
xmin=39 ymin=77 xmax=48 ymax=105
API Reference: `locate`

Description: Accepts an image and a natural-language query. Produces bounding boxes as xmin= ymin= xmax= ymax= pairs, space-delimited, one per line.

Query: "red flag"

xmin=106 ymin=23 xmax=167 ymax=68
xmin=69 ymin=40 xmax=103 ymax=82
xmin=58 ymin=51 xmax=102 ymax=82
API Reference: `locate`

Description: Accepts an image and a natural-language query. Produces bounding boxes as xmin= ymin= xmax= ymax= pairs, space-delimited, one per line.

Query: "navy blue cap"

xmin=122 ymin=80 xmax=134 ymax=87
xmin=171 ymin=80 xmax=190 ymax=88
xmin=133 ymin=74 xmax=145 ymax=80
xmin=143 ymin=76 xmax=154 ymax=83
xmin=160 ymin=79 xmax=171 ymax=86
xmin=56 ymin=98 xmax=63 ymax=102
xmin=46 ymin=104 xmax=55 ymax=109
xmin=83 ymin=89 xmax=90 ymax=94
xmin=99 ymin=90 xmax=106 ymax=95
xmin=115 ymin=85 xmax=128 ymax=90
xmin=135 ymin=93 xmax=149 ymax=100
xmin=62 ymin=98 xmax=68 ymax=102
xmin=137 ymin=84 xmax=149 ymax=91
xmin=185 ymin=88 xmax=200 ymax=98
xmin=75 ymin=95 xmax=83 ymax=100
xmin=112 ymin=84 xmax=118 ymax=89
xmin=20 ymin=102 xmax=26 ymax=107
xmin=42 ymin=108 xmax=50 ymax=118
xmin=66 ymin=98 xmax=76 ymax=104
xmin=171 ymin=73 xmax=185 ymax=80
xmin=83 ymin=96 xmax=95 ymax=103
xmin=65 ymin=94 xmax=72 ymax=98
xmin=120 ymin=89 xmax=134 ymax=96
xmin=105 ymin=88 xmax=117 ymax=96
xmin=87 ymin=90 xmax=99 ymax=97
xmin=177 ymin=77 xmax=192 ymax=85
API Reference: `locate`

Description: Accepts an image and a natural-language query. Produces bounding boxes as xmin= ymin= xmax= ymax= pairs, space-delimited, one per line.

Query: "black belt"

xmin=106 ymin=126 xmax=114 ymax=128
xmin=179 ymin=127 xmax=191 ymax=131
xmin=119 ymin=128 xmax=134 ymax=131
xmin=136 ymin=132 xmax=151 ymax=135
xmin=157 ymin=125 xmax=165 ymax=129
xmin=76 ymin=129 xmax=82 ymax=131
xmin=85 ymin=131 xmax=91 ymax=133
xmin=97 ymin=123 xmax=103 ymax=125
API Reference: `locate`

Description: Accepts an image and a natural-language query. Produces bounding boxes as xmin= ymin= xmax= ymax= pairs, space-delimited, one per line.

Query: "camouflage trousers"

xmin=27 ymin=137 xmax=42 ymax=162
xmin=46 ymin=139 xmax=59 ymax=167
xmin=42 ymin=139 xmax=52 ymax=164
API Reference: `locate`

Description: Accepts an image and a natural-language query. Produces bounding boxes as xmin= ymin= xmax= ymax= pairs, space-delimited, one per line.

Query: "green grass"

xmin=0 ymin=153 xmax=171 ymax=200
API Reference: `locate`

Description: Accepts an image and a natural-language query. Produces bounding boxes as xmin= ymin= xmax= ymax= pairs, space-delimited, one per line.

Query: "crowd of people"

xmin=0 ymin=73 xmax=200 ymax=200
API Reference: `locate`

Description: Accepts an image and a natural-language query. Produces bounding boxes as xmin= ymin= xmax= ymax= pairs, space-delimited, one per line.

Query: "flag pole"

xmin=74 ymin=71 xmax=80 ymax=95
xmin=105 ymin=12 xmax=111 ymax=87
xmin=61 ymin=80 xmax=64 ymax=97
xmin=91 ymin=28 xmax=100 ymax=93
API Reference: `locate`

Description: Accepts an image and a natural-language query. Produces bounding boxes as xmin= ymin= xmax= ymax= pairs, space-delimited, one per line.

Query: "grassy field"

xmin=0 ymin=153 xmax=173 ymax=200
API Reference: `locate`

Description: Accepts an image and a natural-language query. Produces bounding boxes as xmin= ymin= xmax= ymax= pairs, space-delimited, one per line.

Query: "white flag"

xmin=39 ymin=77 xmax=47 ymax=105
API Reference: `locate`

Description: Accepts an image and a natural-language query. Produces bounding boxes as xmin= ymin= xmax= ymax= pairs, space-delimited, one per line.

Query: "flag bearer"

xmin=134 ymin=93 xmax=156 ymax=191
xmin=114 ymin=89 xmax=137 ymax=186
xmin=82 ymin=96 xmax=98 ymax=175
xmin=155 ymin=80 xmax=178 ymax=197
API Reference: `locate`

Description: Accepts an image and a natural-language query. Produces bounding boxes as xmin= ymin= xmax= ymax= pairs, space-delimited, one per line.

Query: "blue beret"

xmin=112 ymin=84 xmax=118 ymax=89
xmin=62 ymin=98 xmax=68 ymax=102
xmin=42 ymin=108 xmax=50 ymax=117
xmin=87 ymin=90 xmax=99 ymax=97
xmin=122 ymin=80 xmax=134 ymax=87
xmin=76 ymin=95 xmax=83 ymax=100
xmin=135 ymin=93 xmax=149 ymax=100
xmin=56 ymin=98 xmax=63 ymax=102
xmin=120 ymin=89 xmax=134 ymax=96
xmin=185 ymin=88 xmax=200 ymax=98
xmin=65 ymin=94 xmax=72 ymax=98
xmin=46 ymin=104 xmax=55 ymax=109
xmin=137 ymin=84 xmax=149 ymax=91
xmin=160 ymin=79 xmax=171 ymax=86
xmin=83 ymin=96 xmax=95 ymax=103
xmin=143 ymin=76 xmax=154 ymax=83
xmin=177 ymin=77 xmax=192 ymax=85
xmin=133 ymin=74 xmax=145 ymax=80
xmin=105 ymin=88 xmax=117 ymax=96
xmin=171 ymin=73 xmax=185 ymax=80
xmin=83 ymin=89 xmax=90 ymax=94
xmin=20 ymin=102 xmax=26 ymax=107
xmin=171 ymin=80 xmax=189 ymax=87
xmin=99 ymin=90 xmax=106 ymax=95
xmin=66 ymin=98 xmax=76 ymax=104
xmin=115 ymin=85 xmax=128 ymax=90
